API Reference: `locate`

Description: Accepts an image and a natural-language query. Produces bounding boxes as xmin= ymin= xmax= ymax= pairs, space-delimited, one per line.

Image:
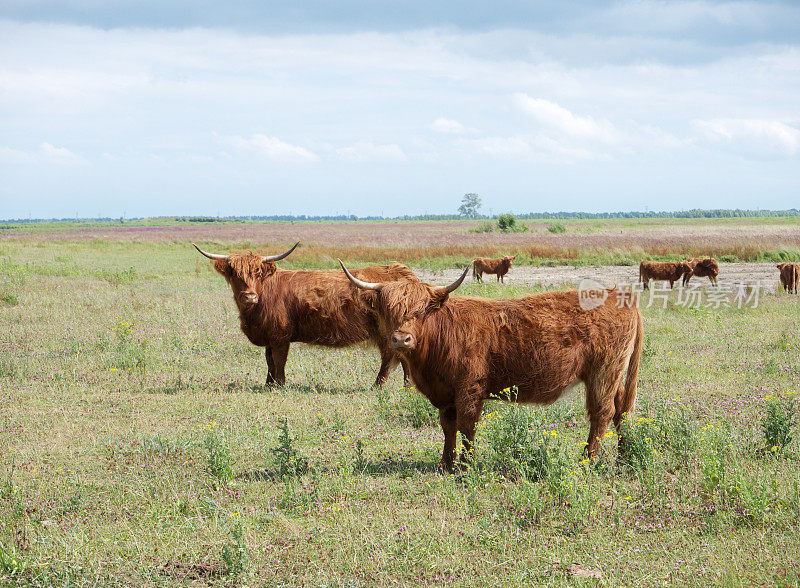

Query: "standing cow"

xmin=778 ymin=262 xmax=799 ymax=294
xmin=194 ymin=243 xmax=417 ymax=387
xmin=473 ymin=255 xmax=516 ymax=283
xmin=340 ymin=261 xmax=643 ymax=471
xmin=638 ymin=260 xmax=688 ymax=290
xmin=683 ymin=257 xmax=719 ymax=286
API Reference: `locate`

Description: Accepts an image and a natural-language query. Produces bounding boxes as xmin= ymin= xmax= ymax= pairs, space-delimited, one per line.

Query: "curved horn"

xmin=262 ymin=241 xmax=300 ymax=263
xmin=192 ymin=243 xmax=228 ymax=261
xmin=433 ymin=264 xmax=471 ymax=294
xmin=338 ymin=259 xmax=383 ymax=290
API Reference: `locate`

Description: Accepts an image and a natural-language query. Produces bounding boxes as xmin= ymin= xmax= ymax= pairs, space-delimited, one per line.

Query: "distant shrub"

xmin=497 ymin=214 xmax=528 ymax=233
xmin=547 ymin=223 xmax=566 ymax=234
xmin=469 ymin=221 xmax=495 ymax=234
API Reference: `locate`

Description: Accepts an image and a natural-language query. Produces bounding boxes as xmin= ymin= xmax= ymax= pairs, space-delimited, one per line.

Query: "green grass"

xmin=0 ymin=240 xmax=799 ymax=585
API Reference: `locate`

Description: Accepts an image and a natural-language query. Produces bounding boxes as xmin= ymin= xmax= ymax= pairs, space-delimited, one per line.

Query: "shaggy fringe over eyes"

xmin=215 ymin=254 xmax=277 ymax=284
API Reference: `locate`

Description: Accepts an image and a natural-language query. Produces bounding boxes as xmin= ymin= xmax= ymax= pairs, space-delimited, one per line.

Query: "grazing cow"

xmin=681 ymin=258 xmax=699 ymax=287
xmin=638 ymin=260 xmax=688 ymax=290
xmin=778 ymin=262 xmax=799 ymax=294
xmin=473 ymin=255 xmax=516 ymax=283
xmin=340 ymin=261 xmax=643 ymax=471
xmin=194 ymin=243 xmax=418 ymax=388
xmin=683 ymin=257 xmax=719 ymax=286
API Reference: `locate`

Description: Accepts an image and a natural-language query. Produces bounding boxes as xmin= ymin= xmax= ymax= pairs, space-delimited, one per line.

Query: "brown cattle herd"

xmin=194 ymin=244 xmax=797 ymax=472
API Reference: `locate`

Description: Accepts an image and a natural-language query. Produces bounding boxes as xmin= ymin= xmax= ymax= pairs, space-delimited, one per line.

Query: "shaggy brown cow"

xmin=683 ymin=257 xmax=719 ymax=286
xmin=473 ymin=256 xmax=516 ymax=283
xmin=340 ymin=261 xmax=643 ymax=471
xmin=194 ymin=243 xmax=418 ymax=387
xmin=638 ymin=260 xmax=687 ymax=290
xmin=681 ymin=258 xmax=699 ymax=286
xmin=778 ymin=262 xmax=799 ymax=294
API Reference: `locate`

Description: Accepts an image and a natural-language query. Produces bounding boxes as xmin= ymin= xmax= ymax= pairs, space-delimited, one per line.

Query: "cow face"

xmin=214 ymin=254 xmax=277 ymax=310
xmin=375 ymin=282 xmax=450 ymax=353
xmin=340 ymin=261 xmax=469 ymax=354
xmin=193 ymin=242 xmax=299 ymax=310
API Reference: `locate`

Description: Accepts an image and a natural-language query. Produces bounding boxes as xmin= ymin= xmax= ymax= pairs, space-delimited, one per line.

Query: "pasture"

xmin=1 ymin=219 xmax=799 ymax=586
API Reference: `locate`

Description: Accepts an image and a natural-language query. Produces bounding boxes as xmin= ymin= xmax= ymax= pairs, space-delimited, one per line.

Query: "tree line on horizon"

xmin=2 ymin=208 xmax=800 ymax=224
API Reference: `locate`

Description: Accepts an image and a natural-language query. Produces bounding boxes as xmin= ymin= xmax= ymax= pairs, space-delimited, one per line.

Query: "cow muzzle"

xmin=239 ymin=292 xmax=258 ymax=306
xmin=390 ymin=331 xmax=416 ymax=351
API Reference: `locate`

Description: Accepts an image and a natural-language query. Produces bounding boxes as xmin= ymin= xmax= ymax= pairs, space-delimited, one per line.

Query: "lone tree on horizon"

xmin=458 ymin=193 xmax=482 ymax=219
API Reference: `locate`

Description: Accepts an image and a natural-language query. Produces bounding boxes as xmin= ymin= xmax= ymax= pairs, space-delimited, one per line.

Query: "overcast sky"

xmin=1 ymin=1 xmax=799 ymax=219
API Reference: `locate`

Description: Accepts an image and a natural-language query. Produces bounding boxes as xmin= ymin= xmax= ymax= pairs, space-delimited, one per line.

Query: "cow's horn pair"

xmin=192 ymin=241 xmax=300 ymax=263
xmin=338 ymin=259 xmax=471 ymax=294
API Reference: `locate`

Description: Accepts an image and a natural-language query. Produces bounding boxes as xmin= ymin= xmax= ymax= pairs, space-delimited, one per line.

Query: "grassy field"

xmin=1 ymin=228 xmax=799 ymax=586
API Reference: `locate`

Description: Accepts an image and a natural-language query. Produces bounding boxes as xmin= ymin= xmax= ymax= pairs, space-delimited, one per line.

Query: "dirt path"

xmin=416 ymin=262 xmax=784 ymax=292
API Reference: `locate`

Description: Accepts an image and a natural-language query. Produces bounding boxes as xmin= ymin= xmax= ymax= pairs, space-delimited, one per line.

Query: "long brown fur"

xmin=638 ymin=260 xmax=688 ymax=290
xmin=356 ymin=279 xmax=643 ymax=471
xmin=212 ymin=253 xmax=418 ymax=387
xmin=778 ymin=262 xmax=799 ymax=294
xmin=473 ymin=256 xmax=516 ymax=283
xmin=683 ymin=257 xmax=719 ymax=286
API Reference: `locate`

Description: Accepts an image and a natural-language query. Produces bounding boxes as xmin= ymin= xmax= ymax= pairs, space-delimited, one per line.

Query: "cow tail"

xmin=618 ymin=309 xmax=643 ymax=425
xmin=638 ymin=263 xmax=643 ymax=283
xmin=794 ymin=264 xmax=799 ymax=294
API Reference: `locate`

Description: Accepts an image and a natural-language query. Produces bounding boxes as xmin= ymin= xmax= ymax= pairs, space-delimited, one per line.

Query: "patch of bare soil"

xmin=416 ymin=262 xmax=786 ymax=292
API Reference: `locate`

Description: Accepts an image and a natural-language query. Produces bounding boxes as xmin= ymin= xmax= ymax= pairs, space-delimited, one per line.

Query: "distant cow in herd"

xmin=778 ymin=262 xmax=799 ymax=294
xmin=194 ymin=242 xmax=417 ymax=388
xmin=682 ymin=257 xmax=719 ymax=286
xmin=473 ymin=255 xmax=516 ymax=283
xmin=638 ymin=261 xmax=687 ymax=290
xmin=340 ymin=260 xmax=642 ymax=471
xmin=639 ymin=257 xmax=720 ymax=289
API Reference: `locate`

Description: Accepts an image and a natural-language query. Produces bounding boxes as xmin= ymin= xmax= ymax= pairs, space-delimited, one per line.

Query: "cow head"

xmin=340 ymin=260 xmax=470 ymax=353
xmin=193 ymin=242 xmax=299 ymax=310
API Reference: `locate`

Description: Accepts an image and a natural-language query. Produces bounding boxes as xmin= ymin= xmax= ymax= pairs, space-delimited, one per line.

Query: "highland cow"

xmin=194 ymin=243 xmax=417 ymax=387
xmin=778 ymin=262 xmax=799 ymax=294
xmin=340 ymin=261 xmax=643 ymax=471
xmin=473 ymin=256 xmax=516 ymax=283
xmin=638 ymin=260 xmax=688 ymax=290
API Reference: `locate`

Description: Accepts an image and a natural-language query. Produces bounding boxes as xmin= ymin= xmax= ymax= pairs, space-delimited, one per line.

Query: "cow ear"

xmin=428 ymin=290 xmax=450 ymax=310
xmin=212 ymin=259 xmax=229 ymax=276
xmin=260 ymin=260 xmax=278 ymax=278
xmin=360 ymin=289 xmax=379 ymax=309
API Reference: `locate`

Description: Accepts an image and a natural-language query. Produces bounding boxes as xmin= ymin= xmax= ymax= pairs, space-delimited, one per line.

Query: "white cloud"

xmin=692 ymin=118 xmax=799 ymax=158
xmin=0 ymin=143 xmax=88 ymax=166
xmin=513 ymin=94 xmax=619 ymax=144
xmin=430 ymin=117 xmax=466 ymax=134
xmin=335 ymin=141 xmax=407 ymax=162
xmin=220 ymin=134 xmax=319 ymax=162
xmin=465 ymin=134 xmax=608 ymax=163
xmin=467 ymin=136 xmax=531 ymax=158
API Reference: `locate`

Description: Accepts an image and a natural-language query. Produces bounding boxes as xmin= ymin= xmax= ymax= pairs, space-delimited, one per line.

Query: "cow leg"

xmin=270 ymin=341 xmax=290 ymax=386
xmin=584 ymin=381 xmax=616 ymax=458
xmin=400 ymin=358 xmax=411 ymax=387
xmin=373 ymin=346 xmax=399 ymax=388
xmin=439 ymin=406 xmax=458 ymax=472
xmin=456 ymin=391 xmax=485 ymax=468
xmin=264 ymin=346 xmax=277 ymax=386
